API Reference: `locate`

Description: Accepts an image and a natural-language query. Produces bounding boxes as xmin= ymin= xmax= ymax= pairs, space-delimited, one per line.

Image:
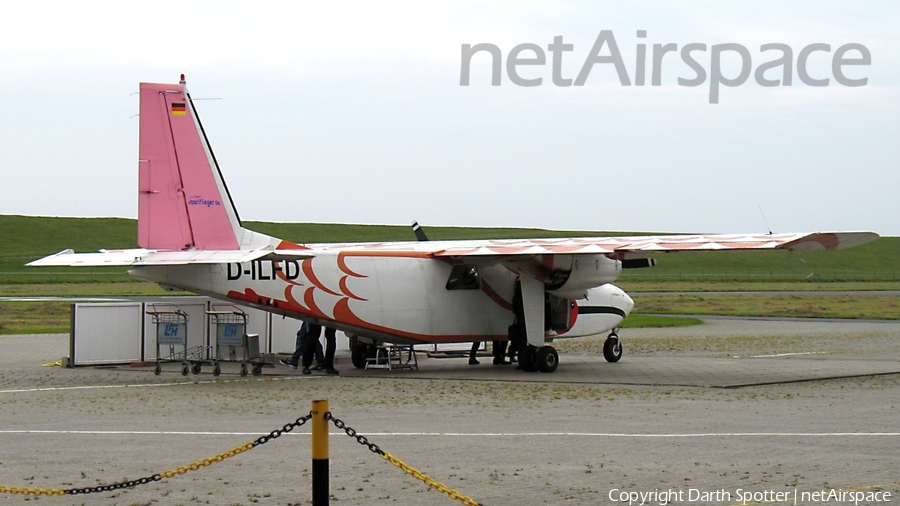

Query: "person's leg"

xmin=469 ymin=341 xmax=480 ymax=365
xmin=282 ymin=323 xmax=308 ymax=367
xmin=313 ymin=339 xmax=325 ymax=368
xmin=323 ymin=328 xmax=338 ymax=373
xmin=493 ymin=340 xmax=510 ymax=365
xmin=301 ymin=324 xmax=323 ymax=373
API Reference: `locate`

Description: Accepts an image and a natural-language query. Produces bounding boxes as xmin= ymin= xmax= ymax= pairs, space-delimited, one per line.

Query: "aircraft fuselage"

xmin=129 ymin=252 xmax=632 ymax=346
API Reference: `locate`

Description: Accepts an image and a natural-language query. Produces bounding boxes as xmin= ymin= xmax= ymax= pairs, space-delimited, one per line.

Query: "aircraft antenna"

xmin=757 ymin=203 xmax=773 ymax=235
xmin=789 ymin=250 xmax=807 ymax=264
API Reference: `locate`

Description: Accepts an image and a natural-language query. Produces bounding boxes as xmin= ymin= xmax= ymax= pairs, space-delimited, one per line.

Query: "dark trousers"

xmin=302 ymin=324 xmax=336 ymax=370
xmin=492 ymin=340 xmax=508 ymax=360
xmin=290 ymin=322 xmax=324 ymax=366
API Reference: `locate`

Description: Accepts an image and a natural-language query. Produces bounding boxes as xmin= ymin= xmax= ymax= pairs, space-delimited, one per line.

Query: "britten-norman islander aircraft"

xmin=29 ymin=76 xmax=878 ymax=373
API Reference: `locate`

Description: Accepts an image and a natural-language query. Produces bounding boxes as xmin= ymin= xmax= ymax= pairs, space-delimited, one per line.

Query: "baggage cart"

xmin=148 ymin=309 xmax=211 ymax=376
xmin=207 ymin=307 xmax=264 ymax=377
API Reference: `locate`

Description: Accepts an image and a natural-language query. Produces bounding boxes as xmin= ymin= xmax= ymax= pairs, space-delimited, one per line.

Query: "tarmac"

xmin=1 ymin=316 xmax=899 ymax=505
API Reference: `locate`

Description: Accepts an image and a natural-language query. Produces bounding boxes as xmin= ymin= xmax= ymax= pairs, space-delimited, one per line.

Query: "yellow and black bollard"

xmin=311 ymin=399 xmax=329 ymax=506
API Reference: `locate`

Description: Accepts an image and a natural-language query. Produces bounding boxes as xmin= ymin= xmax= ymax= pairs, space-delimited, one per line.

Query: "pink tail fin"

xmin=138 ymin=77 xmax=241 ymax=251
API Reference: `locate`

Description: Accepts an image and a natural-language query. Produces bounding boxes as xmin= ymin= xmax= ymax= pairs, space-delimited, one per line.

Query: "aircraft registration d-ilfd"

xmin=30 ymin=76 xmax=878 ymax=373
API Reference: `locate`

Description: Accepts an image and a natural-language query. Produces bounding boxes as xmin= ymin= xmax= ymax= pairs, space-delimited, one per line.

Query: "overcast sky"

xmin=1 ymin=1 xmax=897 ymax=236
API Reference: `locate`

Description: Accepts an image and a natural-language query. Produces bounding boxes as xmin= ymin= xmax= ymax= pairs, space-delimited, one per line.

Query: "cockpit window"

xmin=445 ymin=264 xmax=480 ymax=290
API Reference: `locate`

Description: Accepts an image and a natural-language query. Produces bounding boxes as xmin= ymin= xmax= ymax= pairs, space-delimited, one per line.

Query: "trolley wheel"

xmin=213 ymin=364 xmax=221 ymax=377
xmin=240 ymin=363 xmax=248 ymax=377
xmin=351 ymin=343 xmax=368 ymax=369
xmin=252 ymin=365 xmax=262 ymax=376
xmin=154 ymin=363 xmax=161 ymax=376
xmin=191 ymin=363 xmax=202 ymax=375
xmin=181 ymin=363 xmax=189 ymax=376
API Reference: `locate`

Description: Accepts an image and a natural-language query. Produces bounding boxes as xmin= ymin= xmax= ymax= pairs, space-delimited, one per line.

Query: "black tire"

xmin=213 ymin=364 xmax=221 ymax=377
xmin=181 ymin=363 xmax=189 ymax=376
xmin=252 ymin=365 xmax=262 ymax=376
xmin=603 ymin=337 xmax=623 ymax=363
xmin=519 ymin=345 xmax=538 ymax=372
xmin=351 ymin=343 xmax=368 ymax=369
xmin=191 ymin=363 xmax=202 ymax=375
xmin=240 ymin=363 xmax=248 ymax=377
xmin=154 ymin=363 xmax=161 ymax=376
xmin=535 ymin=346 xmax=559 ymax=373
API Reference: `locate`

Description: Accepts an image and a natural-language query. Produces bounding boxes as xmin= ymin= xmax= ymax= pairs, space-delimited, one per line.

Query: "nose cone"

xmin=609 ymin=284 xmax=634 ymax=318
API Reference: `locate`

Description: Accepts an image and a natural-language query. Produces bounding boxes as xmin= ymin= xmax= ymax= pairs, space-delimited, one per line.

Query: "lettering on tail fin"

xmin=138 ymin=79 xmax=241 ymax=251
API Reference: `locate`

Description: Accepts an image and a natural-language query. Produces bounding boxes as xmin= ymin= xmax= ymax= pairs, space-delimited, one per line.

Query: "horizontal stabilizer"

xmin=27 ymin=248 xmax=312 ymax=267
xmin=27 ymin=249 xmax=152 ymax=267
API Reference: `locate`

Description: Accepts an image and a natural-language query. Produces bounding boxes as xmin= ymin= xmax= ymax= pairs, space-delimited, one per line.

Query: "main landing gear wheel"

xmin=351 ymin=343 xmax=368 ymax=369
xmin=519 ymin=345 xmax=538 ymax=372
xmin=603 ymin=333 xmax=623 ymax=363
xmin=535 ymin=345 xmax=559 ymax=373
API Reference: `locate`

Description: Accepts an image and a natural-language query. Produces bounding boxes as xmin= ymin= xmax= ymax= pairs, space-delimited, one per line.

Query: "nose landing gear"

xmin=603 ymin=332 xmax=623 ymax=363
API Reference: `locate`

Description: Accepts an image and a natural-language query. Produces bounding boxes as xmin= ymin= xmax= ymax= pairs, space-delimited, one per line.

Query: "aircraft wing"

xmin=27 ymin=247 xmax=312 ymax=267
xmin=425 ymin=231 xmax=879 ymax=258
xmin=27 ymin=232 xmax=877 ymax=267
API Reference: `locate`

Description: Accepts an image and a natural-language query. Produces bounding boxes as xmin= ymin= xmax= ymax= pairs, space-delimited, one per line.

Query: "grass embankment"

xmin=2 ymin=215 xmax=898 ymax=333
xmin=617 ymin=280 xmax=900 ymax=292
xmin=0 ymin=302 xmax=70 ymax=334
xmin=633 ymin=293 xmax=900 ymax=320
xmin=619 ymin=314 xmax=702 ymax=328
xmin=4 ymin=214 xmax=898 ymax=283
xmin=0 ymin=283 xmax=189 ymax=334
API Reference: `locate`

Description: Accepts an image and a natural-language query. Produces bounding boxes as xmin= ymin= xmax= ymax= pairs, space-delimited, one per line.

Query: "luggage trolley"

xmin=207 ymin=308 xmax=263 ymax=377
xmin=148 ymin=309 xmax=210 ymax=376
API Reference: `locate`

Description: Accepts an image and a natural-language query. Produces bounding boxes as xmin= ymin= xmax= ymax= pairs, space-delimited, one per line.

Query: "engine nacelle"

xmin=547 ymin=254 xmax=621 ymax=299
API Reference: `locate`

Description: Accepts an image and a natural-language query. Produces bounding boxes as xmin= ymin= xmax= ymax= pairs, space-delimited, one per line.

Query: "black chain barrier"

xmin=326 ymin=412 xmax=484 ymax=506
xmin=58 ymin=412 xmax=313 ymax=496
xmin=4 ymin=410 xmax=484 ymax=506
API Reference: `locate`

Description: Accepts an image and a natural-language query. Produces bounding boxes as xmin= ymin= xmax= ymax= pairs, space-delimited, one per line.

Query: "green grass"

xmin=0 ymin=301 xmax=70 ymax=334
xmin=633 ymin=293 xmax=900 ymax=320
xmin=617 ymin=280 xmax=900 ymax=292
xmin=619 ymin=314 xmax=703 ymax=328
xmin=4 ymin=214 xmax=897 ymax=284
xmin=2 ymin=215 xmax=898 ymax=333
xmin=0 ymin=282 xmax=188 ymax=297
xmin=245 ymin=220 xmax=630 ymax=244
xmin=617 ymin=238 xmax=900 ymax=282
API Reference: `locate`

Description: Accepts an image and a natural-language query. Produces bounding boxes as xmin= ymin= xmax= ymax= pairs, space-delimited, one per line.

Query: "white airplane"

xmin=29 ymin=76 xmax=878 ymax=373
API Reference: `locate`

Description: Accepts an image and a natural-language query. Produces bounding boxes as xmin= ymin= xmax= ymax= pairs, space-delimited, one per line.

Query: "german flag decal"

xmin=171 ymin=102 xmax=186 ymax=116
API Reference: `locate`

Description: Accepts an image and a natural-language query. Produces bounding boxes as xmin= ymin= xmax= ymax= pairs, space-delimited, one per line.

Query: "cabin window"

xmin=446 ymin=264 xmax=480 ymax=290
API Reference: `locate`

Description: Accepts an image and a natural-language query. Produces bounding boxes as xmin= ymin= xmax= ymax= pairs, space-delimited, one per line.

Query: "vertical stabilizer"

xmin=138 ymin=77 xmax=242 ymax=250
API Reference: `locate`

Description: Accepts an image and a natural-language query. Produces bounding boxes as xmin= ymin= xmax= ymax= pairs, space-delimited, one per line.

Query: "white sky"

xmin=1 ymin=1 xmax=897 ymax=235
